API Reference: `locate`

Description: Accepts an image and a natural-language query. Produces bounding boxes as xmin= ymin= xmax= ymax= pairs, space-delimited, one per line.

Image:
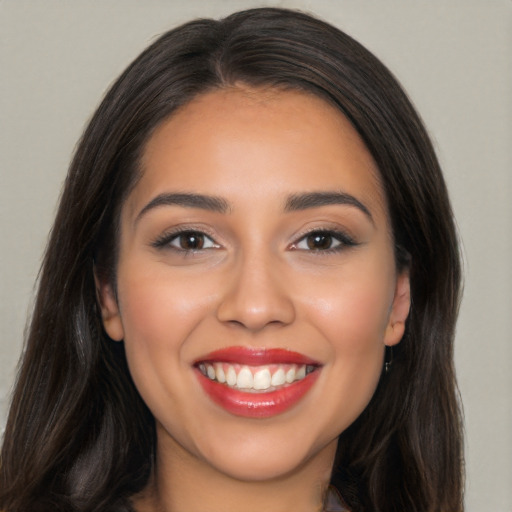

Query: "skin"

xmin=98 ymin=86 xmax=410 ymax=512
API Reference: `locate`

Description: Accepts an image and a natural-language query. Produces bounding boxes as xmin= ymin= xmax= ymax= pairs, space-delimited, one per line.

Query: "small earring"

xmin=384 ymin=346 xmax=393 ymax=374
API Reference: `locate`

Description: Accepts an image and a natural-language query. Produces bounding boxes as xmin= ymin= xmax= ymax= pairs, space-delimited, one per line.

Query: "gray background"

xmin=1 ymin=1 xmax=511 ymax=510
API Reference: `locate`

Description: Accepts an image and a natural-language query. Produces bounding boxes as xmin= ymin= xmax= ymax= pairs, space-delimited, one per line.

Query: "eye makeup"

xmin=151 ymin=227 xmax=221 ymax=253
xmin=150 ymin=224 xmax=359 ymax=258
xmin=290 ymin=228 xmax=358 ymax=254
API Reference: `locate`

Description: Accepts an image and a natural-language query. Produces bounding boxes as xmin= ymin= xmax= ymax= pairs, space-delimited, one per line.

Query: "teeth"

xmin=199 ymin=362 xmax=314 ymax=391
xmin=226 ymin=366 xmax=237 ymax=386
xmin=285 ymin=367 xmax=296 ymax=383
xmin=215 ymin=363 xmax=226 ymax=383
xmin=237 ymin=367 xmax=253 ymax=389
xmin=253 ymin=368 xmax=271 ymax=390
xmin=271 ymin=368 xmax=286 ymax=387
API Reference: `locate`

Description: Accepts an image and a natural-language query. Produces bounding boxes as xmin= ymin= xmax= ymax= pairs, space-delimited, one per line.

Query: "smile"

xmin=194 ymin=347 xmax=321 ymax=418
xmin=197 ymin=362 xmax=316 ymax=392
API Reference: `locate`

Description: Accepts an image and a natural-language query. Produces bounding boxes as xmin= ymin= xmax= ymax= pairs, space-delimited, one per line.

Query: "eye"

xmin=292 ymin=230 xmax=356 ymax=252
xmin=153 ymin=230 xmax=219 ymax=251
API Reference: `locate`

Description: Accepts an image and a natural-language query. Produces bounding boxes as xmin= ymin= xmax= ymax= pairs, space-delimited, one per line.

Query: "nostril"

xmin=226 ymin=319 xmax=245 ymax=328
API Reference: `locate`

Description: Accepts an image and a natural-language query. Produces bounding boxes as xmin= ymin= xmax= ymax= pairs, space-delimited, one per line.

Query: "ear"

xmin=94 ymin=271 xmax=124 ymax=341
xmin=384 ymin=270 xmax=411 ymax=347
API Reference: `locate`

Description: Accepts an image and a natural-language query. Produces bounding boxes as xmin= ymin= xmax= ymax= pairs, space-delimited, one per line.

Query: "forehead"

xmin=127 ymin=86 xmax=387 ymax=221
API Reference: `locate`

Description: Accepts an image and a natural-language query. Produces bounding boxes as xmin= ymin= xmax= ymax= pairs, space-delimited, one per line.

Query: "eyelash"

xmin=151 ymin=228 xmax=357 ymax=254
xmin=151 ymin=228 xmax=219 ymax=252
xmin=290 ymin=229 xmax=358 ymax=253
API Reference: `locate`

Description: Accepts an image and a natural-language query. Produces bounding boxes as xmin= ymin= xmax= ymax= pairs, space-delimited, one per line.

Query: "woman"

xmin=0 ymin=7 xmax=463 ymax=512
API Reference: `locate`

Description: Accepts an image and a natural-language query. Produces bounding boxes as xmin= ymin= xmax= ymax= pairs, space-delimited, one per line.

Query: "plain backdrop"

xmin=1 ymin=1 xmax=511 ymax=510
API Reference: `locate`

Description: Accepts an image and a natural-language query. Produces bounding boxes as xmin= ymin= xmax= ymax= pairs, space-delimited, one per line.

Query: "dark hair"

xmin=0 ymin=8 xmax=463 ymax=512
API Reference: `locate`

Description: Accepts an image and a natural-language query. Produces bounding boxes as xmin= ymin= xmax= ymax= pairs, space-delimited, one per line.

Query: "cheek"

xmin=296 ymin=262 xmax=394 ymax=426
xmin=115 ymin=266 xmax=217 ymax=401
xmin=301 ymin=266 xmax=394 ymax=353
xmin=309 ymin=282 xmax=388 ymax=387
xmin=118 ymin=263 xmax=216 ymax=341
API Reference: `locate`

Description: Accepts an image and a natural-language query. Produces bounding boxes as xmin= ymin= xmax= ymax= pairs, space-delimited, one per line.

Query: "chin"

xmin=212 ymin=452 xmax=307 ymax=482
xmin=191 ymin=424 xmax=339 ymax=483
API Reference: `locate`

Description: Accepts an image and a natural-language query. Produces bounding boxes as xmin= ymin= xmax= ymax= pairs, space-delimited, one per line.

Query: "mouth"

xmin=197 ymin=361 xmax=316 ymax=392
xmin=194 ymin=347 xmax=321 ymax=418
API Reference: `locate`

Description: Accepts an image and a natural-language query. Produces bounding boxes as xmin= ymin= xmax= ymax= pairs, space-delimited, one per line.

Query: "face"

xmin=98 ymin=87 xmax=410 ymax=482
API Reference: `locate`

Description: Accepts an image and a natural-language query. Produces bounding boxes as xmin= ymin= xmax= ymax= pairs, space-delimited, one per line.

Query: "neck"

xmin=134 ymin=427 xmax=338 ymax=512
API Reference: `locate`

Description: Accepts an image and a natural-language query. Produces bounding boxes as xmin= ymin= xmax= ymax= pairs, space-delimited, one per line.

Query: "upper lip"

xmin=194 ymin=346 xmax=321 ymax=366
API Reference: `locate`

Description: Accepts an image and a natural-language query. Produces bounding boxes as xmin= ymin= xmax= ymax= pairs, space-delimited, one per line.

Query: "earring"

xmin=384 ymin=346 xmax=393 ymax=374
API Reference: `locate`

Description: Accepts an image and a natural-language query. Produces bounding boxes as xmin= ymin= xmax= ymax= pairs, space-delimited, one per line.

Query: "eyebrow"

xmin=135 ymin=192 xmax=230 ymax=223
xmin=284 ymin=191 xmax=373 ymax=222
xmin=135 ymin=190 xmax=373 ymax=224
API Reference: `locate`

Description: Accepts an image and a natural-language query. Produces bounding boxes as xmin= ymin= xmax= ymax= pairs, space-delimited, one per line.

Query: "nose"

xmin=216 ymin=252 xmax=296 ymax=332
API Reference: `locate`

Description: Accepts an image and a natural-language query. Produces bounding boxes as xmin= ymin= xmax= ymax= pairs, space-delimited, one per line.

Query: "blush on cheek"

xmin=315 ymin=292 xmax=391 ymax=348
xmin=118 ymin=273 xmax=219 ymax=375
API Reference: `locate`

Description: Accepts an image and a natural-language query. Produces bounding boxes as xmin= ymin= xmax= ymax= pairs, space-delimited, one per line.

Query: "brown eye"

xmin=306 ymin=233 xmax=333 ymax=250
xmin=292 ymin=229 xmax=357 ymax=252
xmin=152 ymin=230 xmax=219 ymax=251
xmin=178 ymin=232 xmax=205 ymax=250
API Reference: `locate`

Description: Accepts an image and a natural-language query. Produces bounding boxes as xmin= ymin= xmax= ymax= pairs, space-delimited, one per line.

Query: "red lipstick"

xmin=194 ymin=347 xmax=321 ymax=419
xmin=195 ymin=346 xmax=319 ymax=366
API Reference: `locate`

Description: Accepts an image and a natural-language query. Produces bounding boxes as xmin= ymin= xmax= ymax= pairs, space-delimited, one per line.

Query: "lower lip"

xmin=196 ymin=369 xmax=320 ymax=418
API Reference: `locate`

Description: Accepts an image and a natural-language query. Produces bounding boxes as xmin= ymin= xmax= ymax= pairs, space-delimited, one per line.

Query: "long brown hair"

xmin=0 ymin=8 xmax=463 ymax=512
